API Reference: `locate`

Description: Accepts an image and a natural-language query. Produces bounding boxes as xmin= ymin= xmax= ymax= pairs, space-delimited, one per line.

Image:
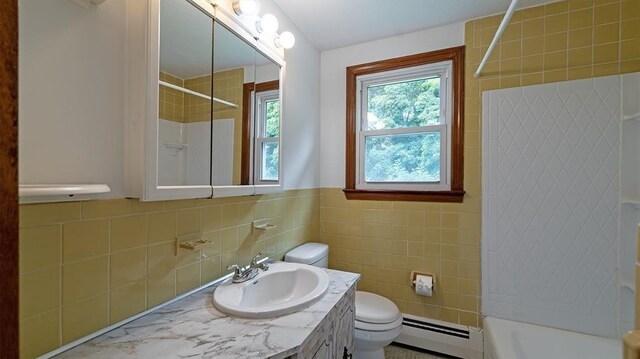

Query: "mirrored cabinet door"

xmin=211 ymin=19 xmax=283 ymax=193
xmin=211 ymin=20 xmax=255 ymax=187
xmin=158 ymin=0 xmax=213 ymax=187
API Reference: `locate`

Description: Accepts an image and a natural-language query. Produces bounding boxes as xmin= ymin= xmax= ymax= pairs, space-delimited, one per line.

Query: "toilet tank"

xmin=284 ymin=243 xmax=328 ymax=268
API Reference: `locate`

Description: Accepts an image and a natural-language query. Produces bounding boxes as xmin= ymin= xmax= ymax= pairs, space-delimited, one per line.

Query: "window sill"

xmin=342 ymin=188 xmax=465 ymax=203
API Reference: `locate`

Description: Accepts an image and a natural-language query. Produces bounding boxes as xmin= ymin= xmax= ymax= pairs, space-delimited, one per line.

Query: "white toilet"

xmin=285 ymin=243 xmax=403 ymax=359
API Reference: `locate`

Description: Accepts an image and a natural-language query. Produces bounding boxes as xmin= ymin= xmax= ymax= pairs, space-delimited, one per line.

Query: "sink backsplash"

xmin=19 ymin=189 xmax=321 ymax=358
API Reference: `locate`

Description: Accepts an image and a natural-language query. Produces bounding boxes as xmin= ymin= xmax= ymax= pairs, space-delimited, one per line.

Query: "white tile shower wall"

xmin=186 ymin=121 xmax=211 ymax=185
xmin=482 ymin=76 xmax=621 ymax=338
xmin=158 ymin=119 xmax=187 ymax=185
xmin=211 ymin=119 xmax=234 ymax=186
xmin=158 ymin=119 xmax=235 ymax=186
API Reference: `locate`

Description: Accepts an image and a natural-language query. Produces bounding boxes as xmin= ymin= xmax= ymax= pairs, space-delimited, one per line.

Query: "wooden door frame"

xmin=1 ymin=0 xmax=20 ymax=357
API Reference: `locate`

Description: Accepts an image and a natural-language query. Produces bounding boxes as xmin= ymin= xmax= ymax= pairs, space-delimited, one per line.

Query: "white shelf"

xmin=68 ymin=0 xmax=106 ymax=8
xmin=623 ymin=112 xmax=640 ymax=122
xmin=19 ymin=184 xmax=111 ymax=197
xmin=19 ymin=184 xmax=111 ymax=203
xmin=159 ymin=81 xmax=238 ymax=108
xmin=164 ymin=142 xmax=188 ymax=150
xmin=252 ymin=219 xmax=277 ymax=231
xmin=621 ymin=278 xmax=636 ymax=293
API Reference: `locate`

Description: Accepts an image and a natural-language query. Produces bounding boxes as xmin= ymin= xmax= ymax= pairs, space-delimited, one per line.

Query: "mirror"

xmin=212 ymin=20 xmax=256 ymax=186
xmin=156 ymin=0 xmax=282 ymax=191
xmin=213 ymin=20 xmax=282 ymax=186
xmin=158 ymin=0 xmax=213 ymax=186
xmin=246 ymin=51 xmax=281 ymax=185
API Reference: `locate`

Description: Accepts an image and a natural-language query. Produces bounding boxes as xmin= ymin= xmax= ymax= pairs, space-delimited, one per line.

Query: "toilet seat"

xmin=355 ymin=291 xmax=402 ymax=332
xmin=355 ymin=315 xmax=403 ymax=332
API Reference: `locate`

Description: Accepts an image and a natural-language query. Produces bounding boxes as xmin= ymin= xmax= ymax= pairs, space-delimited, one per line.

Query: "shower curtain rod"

xmin=474 ymin=0 xmax=520 ymax=78
xmin=159 ymin=80 xmax=239 ymax=108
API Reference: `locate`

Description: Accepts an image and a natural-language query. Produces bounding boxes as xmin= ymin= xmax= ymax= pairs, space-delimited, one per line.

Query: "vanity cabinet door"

xmin=311 ymin=339 xmax=330 ymax=359
xmin=333 ymin=306 xmax=354 ymax=358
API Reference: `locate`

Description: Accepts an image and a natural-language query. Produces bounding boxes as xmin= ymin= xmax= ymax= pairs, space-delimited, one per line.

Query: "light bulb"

xmin=256 ymin=13 xmax=278 ymax=34
xmin=232 ymin=0 xmax=259 ymax=16
xmin=275 ymin=31 xmax=295 ymax=49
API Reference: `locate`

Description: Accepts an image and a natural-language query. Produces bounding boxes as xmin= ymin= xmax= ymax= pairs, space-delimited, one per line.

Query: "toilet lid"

xmin=355 ymin=291 xmax=401 ymax=324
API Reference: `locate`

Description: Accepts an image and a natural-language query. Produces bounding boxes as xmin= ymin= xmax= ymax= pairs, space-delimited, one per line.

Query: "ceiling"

xmin=273 ymin=0 xmax=556 ymax=51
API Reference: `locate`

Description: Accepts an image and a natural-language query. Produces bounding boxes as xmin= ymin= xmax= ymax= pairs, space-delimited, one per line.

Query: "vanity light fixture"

xmin=275 ymin=31 xmax=295 ymax=49
xmin=232 ymin=0 xmax=260 ymax=16
xmin=227 ymin=2 xmax=295 ymax=50
xmin=256 ymin=13 xmax=279 ymax=34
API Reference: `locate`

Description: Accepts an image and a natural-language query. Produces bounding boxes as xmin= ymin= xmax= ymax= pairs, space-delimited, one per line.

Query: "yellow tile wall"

xmin=319 ymin=189 xmax=481 ymax=327
xmin=466 ymin=0 xmax=640 ymax=89
xmin=19 ymin=189 xmax=320 ymax=359
xmin=320 ymin=0 xmax=639 ymax=329
xmin=159 ymin=72 xmax=185 ymax=123
xmin=183 ymin=74 xmax=211 ymax=123
xmin=160 ymin=68 xmax=245 ymax=184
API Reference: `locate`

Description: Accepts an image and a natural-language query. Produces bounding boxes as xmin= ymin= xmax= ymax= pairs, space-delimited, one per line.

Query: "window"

xmin=345 ymin=47 xmax=465 ymax=202
xmin=254 ymin=89 xmax=280 ymax=183
xmin=240 ymin=80 xmax=279 ymax=185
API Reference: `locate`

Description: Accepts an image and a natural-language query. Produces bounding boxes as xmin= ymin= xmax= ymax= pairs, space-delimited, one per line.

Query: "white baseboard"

xmin=394 ymin=314 xmax=483 ymax=359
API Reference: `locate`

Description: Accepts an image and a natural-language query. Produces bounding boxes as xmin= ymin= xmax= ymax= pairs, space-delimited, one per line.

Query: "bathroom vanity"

xmin=54 ymin=269 xmax=359 ymax=359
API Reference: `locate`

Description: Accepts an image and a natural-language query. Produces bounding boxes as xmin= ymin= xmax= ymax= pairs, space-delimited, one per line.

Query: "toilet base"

xmin=354 ymin=325 xmax=402 ymax=359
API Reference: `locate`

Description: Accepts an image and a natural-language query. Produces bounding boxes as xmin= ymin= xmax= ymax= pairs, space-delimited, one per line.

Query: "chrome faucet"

xmin=226 ymin=253 xmax=269 ymax=283
xmin=249 ymin=253 xmax=269 ymax=272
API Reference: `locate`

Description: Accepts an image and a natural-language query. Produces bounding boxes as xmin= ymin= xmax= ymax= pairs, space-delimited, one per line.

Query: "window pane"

xmin=366 ymin=77 xmax=440 ymax=130
xmin=261 ymin=142 xmax=279 ymax=181
xmin=265 ymin=99 xmax=279 ymax=137
xmin=364 ymin=132 xmax=440 ymax=182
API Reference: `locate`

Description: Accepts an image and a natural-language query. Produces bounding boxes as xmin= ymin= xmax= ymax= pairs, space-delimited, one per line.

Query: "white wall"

xmin=256 ymin=63 xmax=281 ymax=84
xmin=19 ymin=0 xmax=126 ymax=197
xmin=19 ymin=0 xmax=321 ymax=197
xmin=260 ymin=0 xmax=321 ymax=189
xmin=319 ymin=22 xmax=465 ymax=188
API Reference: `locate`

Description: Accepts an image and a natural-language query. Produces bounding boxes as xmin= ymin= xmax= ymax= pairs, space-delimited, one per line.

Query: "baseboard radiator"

xmin=394 ymin=314 xmax=483 ymax=359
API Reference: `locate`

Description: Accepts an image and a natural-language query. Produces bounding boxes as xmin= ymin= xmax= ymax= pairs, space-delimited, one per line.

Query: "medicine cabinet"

xmin=125 ymin=0 xmax=284 ymax=201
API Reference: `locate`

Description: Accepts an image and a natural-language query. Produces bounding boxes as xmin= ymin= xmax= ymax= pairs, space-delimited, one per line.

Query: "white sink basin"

xmin=213 ymin=262 xmax=329 ymax=319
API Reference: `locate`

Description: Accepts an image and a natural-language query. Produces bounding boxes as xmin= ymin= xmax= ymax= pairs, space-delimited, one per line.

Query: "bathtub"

xmin=483 ymin=317 xmax=621 ymax=359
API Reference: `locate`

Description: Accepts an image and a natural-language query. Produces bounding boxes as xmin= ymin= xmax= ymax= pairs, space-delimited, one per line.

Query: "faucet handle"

xmin=226 ymin=264 xmax=242 ymax=275
xmin=250 ymin=253 xmax=269 ymax=271
xmin=250 ymin=253 xmax=262 ymax=265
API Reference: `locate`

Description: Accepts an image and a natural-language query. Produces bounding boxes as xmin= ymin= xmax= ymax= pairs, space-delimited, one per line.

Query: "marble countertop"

xmin=56 ymin=268 xmax=360 ymax=359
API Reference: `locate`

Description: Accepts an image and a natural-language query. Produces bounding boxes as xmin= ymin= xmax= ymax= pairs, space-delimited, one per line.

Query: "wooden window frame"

xmin=344 ymin=46 xmax=465 ymax=202
xmin=253 ymin=89 xmax=280 ymax=185
xmin=0 ymin=0 xmax=19 ymax=356
xmin=241 ymin=80 xmax=279 ymax=185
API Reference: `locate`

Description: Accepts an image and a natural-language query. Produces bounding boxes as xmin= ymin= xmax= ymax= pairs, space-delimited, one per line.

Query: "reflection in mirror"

xmin=253 ymin=59 xmax=281 ymax=184
xmin=212 ymin=20 xmax=256 ymax=186
xmin=158 ymin=0 xmax=213 ymax=186
xmin=240 ymin=52 xmax=282 ymax=185
xmin=156 ymin=4 xmax=282 ymax=188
